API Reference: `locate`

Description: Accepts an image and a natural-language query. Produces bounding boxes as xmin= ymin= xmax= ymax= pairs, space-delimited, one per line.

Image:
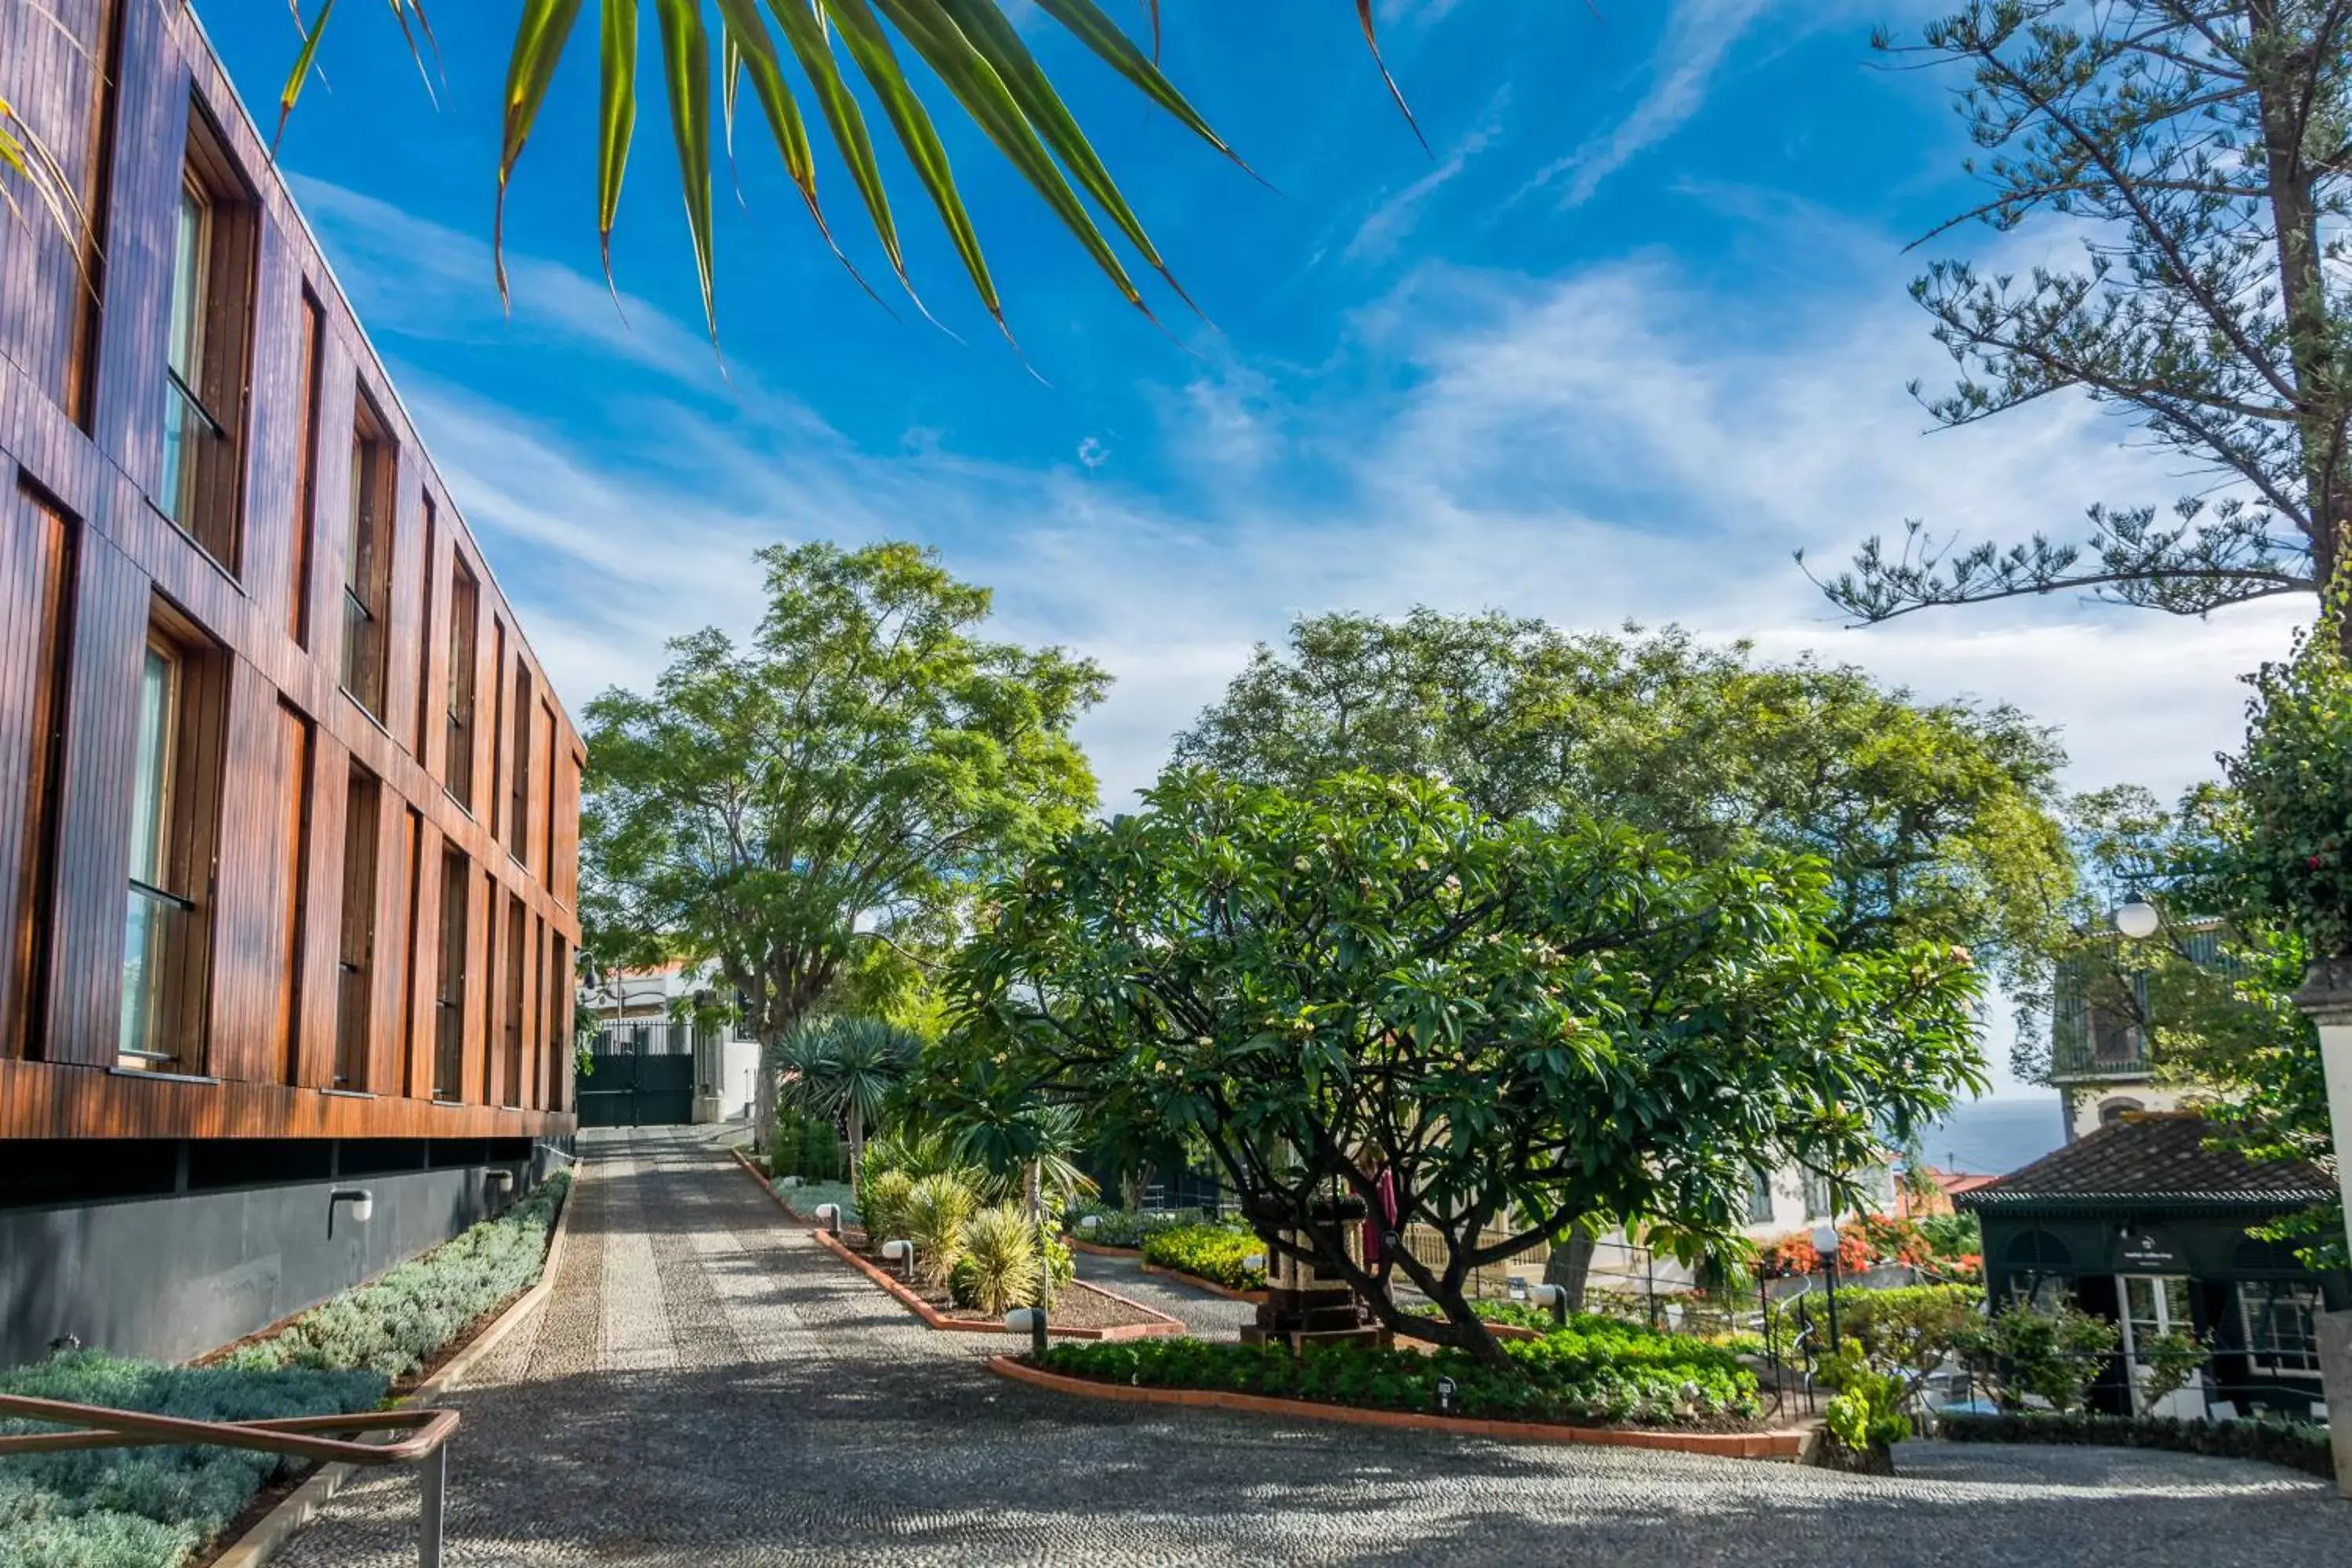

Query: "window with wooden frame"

xmin=397 ymin=807 xmax=423 ymax=1094
xmin=445 ymin=555 xmax=478 ymax=811
xmin=487 ymin=619 xmax=507 ymax=839
xmin=413 ymin=495 xmax=437 ymax=754
xmin=2 ymin=492 xmax=75 ymax=1060
xmin=546 ymin=931 xmax=569 ymax=1111
xmin=157 ymin=103 xmax=257 ymax=572
xmin=508 ymin=662 xmax=533 ymax=864
xmin=503 ymin=895 xmax=527 ymax=1108
xmin=479 ymin=872 xmax=499 ymax=1103
xmin=119 ymin=604 xmax=224 ymax=1073
xmin=538 ymin=699 xmax=557 ymax=884
xmin=274 ymin=701 xmax=314 ymax=1084
xmin=334 ymin=766 xmax=381 ymax=1089
xmin=340 ymin=397 xmax=396 ymax=720
xmin=289 ymin=291 xmax=324 ymax=648
xmin=433 ymin=848 xmax=468 ymax=1101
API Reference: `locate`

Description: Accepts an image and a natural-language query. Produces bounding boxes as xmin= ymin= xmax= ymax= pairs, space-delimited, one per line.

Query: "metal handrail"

xmin=0 ymin=1394 xmax=459 ymax=1566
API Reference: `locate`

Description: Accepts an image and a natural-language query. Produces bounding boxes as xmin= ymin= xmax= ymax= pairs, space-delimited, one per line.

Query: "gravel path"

xmin=271 ymin=1127 xmax=2343 ymax=1567
xmin=1070 ymin=1245 xmax=1257 ymax=1339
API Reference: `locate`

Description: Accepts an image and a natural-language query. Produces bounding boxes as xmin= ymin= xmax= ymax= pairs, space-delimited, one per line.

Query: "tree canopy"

xmin=1173 ymin=610 xmax=2074 ymax=988
xmin=579 ymin=539 xmax=1106 ymax=1145
xmin=943 ymin=768 xmax=1987 ymax=1362
xmin=1813 ymin=2 xmax=2352 ymax=638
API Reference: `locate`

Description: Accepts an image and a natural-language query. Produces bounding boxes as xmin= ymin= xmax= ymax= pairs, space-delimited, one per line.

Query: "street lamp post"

xmin=1809 ymin=1223 xmax=1842 ymax=1358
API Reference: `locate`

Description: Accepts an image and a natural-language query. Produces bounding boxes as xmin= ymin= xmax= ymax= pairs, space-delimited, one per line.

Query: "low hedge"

xmin=1034 ymin=1331 xmax=1762 ymax=1427
xmin=1063 ymin=1206 xmax=1198 ymax=1250
xmin=1936 ymin=1408 xmax=2332 ymax=1478
xmin=0 ymin=1172 xmax=570 ymax=1568
xmin=1138 ymin=1224 xmax=1266 ymax=1290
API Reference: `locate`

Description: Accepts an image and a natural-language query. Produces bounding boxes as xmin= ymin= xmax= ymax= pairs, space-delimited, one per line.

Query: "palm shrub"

xmin=952 ymin=1204 xmax=1041 ymax=1316
xmin=904 ymin=1173 xmax=980 ymax=1290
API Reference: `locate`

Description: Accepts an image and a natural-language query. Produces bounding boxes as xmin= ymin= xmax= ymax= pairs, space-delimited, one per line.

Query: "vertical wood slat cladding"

xmin=0 ymin=5 xmax=579 ymax=1140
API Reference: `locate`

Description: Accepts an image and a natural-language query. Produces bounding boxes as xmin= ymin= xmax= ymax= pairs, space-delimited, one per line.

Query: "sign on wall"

xmin=2113 ymin=1226 xmax=2184 ymax=1272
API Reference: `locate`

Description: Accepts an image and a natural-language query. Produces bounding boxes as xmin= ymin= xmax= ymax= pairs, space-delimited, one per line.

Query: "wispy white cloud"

xmin=1519 ymin=0 xmax=1778 ymax=209
xmin=1345 ymin=89 xmax=1511 ymax=264
xmin=314 ymin=174 xmax=2297 ymax=832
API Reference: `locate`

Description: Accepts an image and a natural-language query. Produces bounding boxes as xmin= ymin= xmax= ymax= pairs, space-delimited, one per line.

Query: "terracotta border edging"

xmin=731 ymin=1142 xmax=818 ymax=1222
xmin=1065 ymin=1237 xmax=1141 ymax=1258
xmin=1137 ymin=1261 xmax=1269 ymax=1305
xmin=986 ymin=1356 xmax=1806 ymax=1461
xmin=209 ymin=1163 xmax=587 ymax=1568
xmin=811 ymin=1228 xmax=1183 ymax=1341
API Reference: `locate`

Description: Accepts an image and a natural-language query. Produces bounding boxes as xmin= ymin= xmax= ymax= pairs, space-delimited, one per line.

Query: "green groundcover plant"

xmin=1409 ymin=1300 xmax=1766 ymax=1356
xmin=1035 ymin=1330 xmax=1762 ymax=1428
xmin=1138 ymin=1225 xmax=1266 ymax=1290
xmin=0 ymin=1173 xmax=569 ymax=1568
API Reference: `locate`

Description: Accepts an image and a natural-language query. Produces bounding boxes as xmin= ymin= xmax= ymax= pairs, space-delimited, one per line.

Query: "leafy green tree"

xmin=1812 ymin=2 xmax=2352 ymax=643
xmin=944 ymin=769 xmax=1986 ymax=1364
xmin=2016 ymin=768 xmax=2340 ymax=1267
xmin=1175 ymin=612 xmax=2074 ymax=990
xmin=580 ymin=540 xmax=1105 ymax=1151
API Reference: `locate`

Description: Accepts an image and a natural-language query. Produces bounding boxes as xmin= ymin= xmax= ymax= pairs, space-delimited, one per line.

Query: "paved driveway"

xmin=275 ymin=1127 xmax=2343 ymax=1567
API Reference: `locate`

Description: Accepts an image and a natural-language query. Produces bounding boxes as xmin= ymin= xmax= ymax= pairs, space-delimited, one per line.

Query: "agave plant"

xmin=952 ymin=1202 xmax=1039 ymax=1316
xmin=269 ymin=1 xmax=1428 ymax=342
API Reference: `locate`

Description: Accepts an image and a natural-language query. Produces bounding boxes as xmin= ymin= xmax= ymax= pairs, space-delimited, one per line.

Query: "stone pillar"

xmin=2290 ymin=956 xmax=2352 ymax=1498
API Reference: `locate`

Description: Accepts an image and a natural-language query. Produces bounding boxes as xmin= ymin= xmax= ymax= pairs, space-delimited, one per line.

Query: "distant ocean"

xmin=1919 ymin=1098 xmax=2067 ymax=1177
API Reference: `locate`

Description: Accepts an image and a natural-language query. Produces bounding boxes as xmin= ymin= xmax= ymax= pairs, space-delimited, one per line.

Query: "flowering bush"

xmin=1757 ymin=1234 xmax=1819 ymax=1278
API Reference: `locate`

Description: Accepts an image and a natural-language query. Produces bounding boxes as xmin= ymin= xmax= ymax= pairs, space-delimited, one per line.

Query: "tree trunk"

xmin=752 ymin=1036 xmax=779 ymax=1157
xmin=1028 ymin=1160 xmax=1052 ymax=1310
xmin=1543 ymin=1218 xmax=1599 ymax=1311
xmin=1421 ymin=1277 xmax=1511 ymax=1368
xmin=848 ymin=1101 xmax=865 ymax=1199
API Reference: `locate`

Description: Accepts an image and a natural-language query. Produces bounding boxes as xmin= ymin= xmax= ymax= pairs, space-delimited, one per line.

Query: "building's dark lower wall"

xmin=0 ymin=1145 xmax=550 ymax=1367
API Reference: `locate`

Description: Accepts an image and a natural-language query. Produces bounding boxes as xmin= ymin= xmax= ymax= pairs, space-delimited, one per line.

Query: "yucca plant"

xmin=953 ymin=1202 xmax=1040 ymax=1316
xmin=775 ymin=1014 xmax=921 ymax=1196
xmin=902 ymin=1171 xmax=978 ymax=1289
xmin=265 ymin=1 xmax=1427 ymax=342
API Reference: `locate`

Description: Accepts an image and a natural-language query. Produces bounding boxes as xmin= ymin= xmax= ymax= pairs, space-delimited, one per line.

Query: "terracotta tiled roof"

xmin=1957 ymin=1114 xmax=2332 ymax=1210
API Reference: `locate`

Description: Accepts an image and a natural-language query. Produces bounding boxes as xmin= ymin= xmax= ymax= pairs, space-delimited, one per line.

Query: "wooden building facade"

xmin=0 ymin=5 xmax=581 ymax=1177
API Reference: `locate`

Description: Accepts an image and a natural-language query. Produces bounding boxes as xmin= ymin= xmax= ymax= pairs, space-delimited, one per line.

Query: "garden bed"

xmin=0 ymin=1172 xmax=574 ymax=1568
xmin=994 ymin=1344 xmax=1802 ymax=1459
xmin=1137 ymin=1261 xmax=1269 ymax=1303
xmin=732 ymin=1145 xmax=856 ymax=1225
xmin=813 ymin=1228 xmax=1183 ymax=1340
xmin=1936 ymin=1408 xmax=2333 ymax=1479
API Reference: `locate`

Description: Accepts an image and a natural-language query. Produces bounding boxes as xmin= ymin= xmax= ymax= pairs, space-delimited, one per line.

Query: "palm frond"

xmin=271 ymin=2 xmax=1432 ymax=344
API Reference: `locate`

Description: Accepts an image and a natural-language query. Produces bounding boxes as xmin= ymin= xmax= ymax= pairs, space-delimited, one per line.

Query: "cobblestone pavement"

xmin=274 ymin=1127 xmax=2343 ymax=1568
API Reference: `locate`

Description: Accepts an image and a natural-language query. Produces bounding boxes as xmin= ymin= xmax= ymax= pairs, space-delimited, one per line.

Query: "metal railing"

xmin=0 ymin=1393 xmax=459 ymax=1567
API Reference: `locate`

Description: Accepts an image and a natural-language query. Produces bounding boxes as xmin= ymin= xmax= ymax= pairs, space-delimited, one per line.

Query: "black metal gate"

xmin=578 ymin=1022 xmax=698 ymax=1128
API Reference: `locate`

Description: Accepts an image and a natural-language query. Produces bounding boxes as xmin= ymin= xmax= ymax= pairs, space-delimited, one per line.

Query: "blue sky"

xmin=197 ymin=2 xmax=2296 ymax=895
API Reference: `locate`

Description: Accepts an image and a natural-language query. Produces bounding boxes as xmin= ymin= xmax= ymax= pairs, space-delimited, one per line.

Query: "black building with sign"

xmin=1958 ymin=1113 xmax=2347 ymax=1421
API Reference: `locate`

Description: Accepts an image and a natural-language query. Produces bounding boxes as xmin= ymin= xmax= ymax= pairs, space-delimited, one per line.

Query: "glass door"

xmin=2118 ymin=1275 xmax=2206 ymax=1419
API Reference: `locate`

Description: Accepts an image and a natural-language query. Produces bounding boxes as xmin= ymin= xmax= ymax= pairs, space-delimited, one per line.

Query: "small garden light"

xmin=1078 ymin=1214 xmax=1102 ymax=1232
xmin=1242 ymin=1253 xmax=1266 ymax=1274
xmin=880 ymin=1238 xmax=916 ymax=1281
xmin=1435 ymin=1375 xmax=1457 ymax=1415
xmin=781 ymin=1174 xmax=803 ymax=1189
xmin=1809 ymin=1222 xmax=1843 ymax=1356
xmin=813 ymin=1203 xmax=842 ymax=1236
xmin=1527 ymin=1282 xmax=1569 ymax=1328
xmin=1005 ymin=1306 xmax=1050 ymax=1356
xmin=329 ymin=1189 xmax=374 ymax=1235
